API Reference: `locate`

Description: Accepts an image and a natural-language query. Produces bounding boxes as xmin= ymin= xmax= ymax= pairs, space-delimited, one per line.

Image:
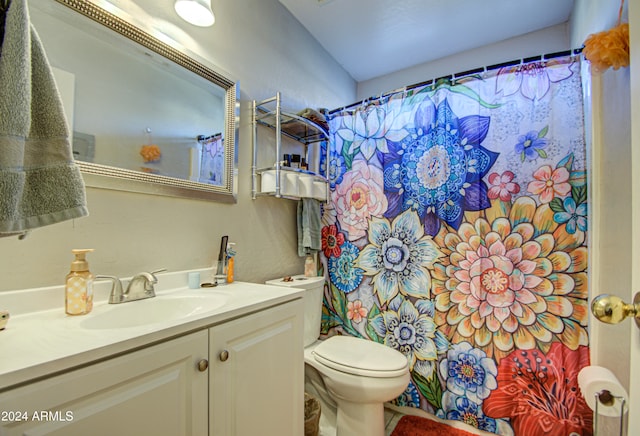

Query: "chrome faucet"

xmin=97 ymin=269 xmax=166 ymax=304
xmin=95 ymin=275 xmax=124 ymax=304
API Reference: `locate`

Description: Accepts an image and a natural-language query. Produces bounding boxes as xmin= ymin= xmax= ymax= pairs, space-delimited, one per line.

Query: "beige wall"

xmin=357 ymin=23 xmax=572 ymax=101
xmin=0 ymin=0 xmax=356 ymax=292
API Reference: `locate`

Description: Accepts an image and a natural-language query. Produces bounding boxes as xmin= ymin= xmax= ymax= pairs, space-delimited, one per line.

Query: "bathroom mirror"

xmin=29 ymin=0 xmax=239 ymax=202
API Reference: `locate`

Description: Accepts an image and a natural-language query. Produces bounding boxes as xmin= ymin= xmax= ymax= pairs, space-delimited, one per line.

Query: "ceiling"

xmin=278 ymin=0 xmax=575 ymax=82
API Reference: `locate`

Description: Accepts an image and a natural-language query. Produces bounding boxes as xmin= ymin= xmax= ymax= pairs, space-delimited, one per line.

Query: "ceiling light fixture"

xmin=174 ymin=0 xmax=215 ymax=27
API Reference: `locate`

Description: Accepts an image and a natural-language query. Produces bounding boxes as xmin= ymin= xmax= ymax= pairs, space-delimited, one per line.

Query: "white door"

xmin=589 ymin=2 xmax=638 ymax=434
xmin=628 ymin=0 xmax=640 ymax=433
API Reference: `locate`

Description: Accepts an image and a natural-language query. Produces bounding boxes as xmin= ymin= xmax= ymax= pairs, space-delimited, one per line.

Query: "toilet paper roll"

xmin=578 ymin=366 xmax=628 ymax=417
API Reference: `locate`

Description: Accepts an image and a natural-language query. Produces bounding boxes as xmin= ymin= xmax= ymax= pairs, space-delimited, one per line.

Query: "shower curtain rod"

xmin=197 ymin=132 xmax=222 ymax=142
xmin=329 ymin=47 xmax=584 ymax=115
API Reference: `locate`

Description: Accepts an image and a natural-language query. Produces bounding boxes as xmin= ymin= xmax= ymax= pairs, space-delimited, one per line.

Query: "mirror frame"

xmin=54 ymin=0 xmax=239 ymax=203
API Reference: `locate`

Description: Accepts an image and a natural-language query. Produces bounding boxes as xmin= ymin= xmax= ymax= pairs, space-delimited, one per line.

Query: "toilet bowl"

xmin=266 ymin=275 xmax=410 ymax=436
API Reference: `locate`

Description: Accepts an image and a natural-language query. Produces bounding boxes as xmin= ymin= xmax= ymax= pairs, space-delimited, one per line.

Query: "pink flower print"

xmin=527 ymin=165 xmax=571 ymax=203
xmin=487 ymin=171 xmax=520 ymax=202
xmin=333 ymin=159 xmax=388 ymax=240
xmin=432 ymin=196 xmax=589 ymax=361
xmin=346 ymin=300 xmax=368 ymax=323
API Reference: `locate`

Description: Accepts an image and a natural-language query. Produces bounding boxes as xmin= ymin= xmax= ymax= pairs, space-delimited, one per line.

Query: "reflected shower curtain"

xmin=320 ymin=55 xmax=592 ymax=436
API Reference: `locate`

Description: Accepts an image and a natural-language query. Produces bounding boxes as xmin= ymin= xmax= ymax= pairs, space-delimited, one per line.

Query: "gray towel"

xmin=0 ymin=0 xmax=88 ymax=237
xmin=297 ymin=198 xmax=321 ymax=257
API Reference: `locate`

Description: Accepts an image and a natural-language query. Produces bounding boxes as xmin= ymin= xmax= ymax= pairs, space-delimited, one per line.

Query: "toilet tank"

xmin=265 ymin=275 xmax=325 ymax=347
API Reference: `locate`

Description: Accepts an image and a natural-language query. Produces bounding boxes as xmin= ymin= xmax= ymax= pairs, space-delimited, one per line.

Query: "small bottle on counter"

xmin=226 ymin=242 xmax=236 ymax=284
xmin=65 ymin=249 xmax=95 ymax=316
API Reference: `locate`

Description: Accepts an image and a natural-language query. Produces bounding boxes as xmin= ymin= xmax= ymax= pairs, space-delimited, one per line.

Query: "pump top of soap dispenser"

xmin=70 ymin=248 xmax=94 ymax=272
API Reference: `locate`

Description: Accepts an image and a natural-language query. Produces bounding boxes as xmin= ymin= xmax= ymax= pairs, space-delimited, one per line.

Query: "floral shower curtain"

xmin=319 ymin=55 xmax=592 ymax=436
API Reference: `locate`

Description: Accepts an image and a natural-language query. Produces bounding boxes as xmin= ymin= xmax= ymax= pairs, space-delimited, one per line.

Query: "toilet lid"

xmin=312 ymin=336 xmax=409 ymax=378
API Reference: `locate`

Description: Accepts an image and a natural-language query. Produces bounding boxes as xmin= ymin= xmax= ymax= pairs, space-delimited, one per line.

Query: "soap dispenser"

xmin=65 ymin=249 xmax=95 ymax=316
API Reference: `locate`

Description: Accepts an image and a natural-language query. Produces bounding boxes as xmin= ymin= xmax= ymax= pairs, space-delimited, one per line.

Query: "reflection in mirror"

xmin=29 ymin=0 xmax=238 ymax=202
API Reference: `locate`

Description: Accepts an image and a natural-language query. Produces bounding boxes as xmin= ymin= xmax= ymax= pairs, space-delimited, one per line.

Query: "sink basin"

xmin=81 ymin=294 xmax=227 ymax=329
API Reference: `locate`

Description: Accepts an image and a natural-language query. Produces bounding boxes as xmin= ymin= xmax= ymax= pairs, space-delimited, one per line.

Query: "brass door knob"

xmin=197 ymin=359 xmax=209 ymax=372
xmin=591 ymin=293 xmax=640 ymax=328
xmin=219 ymin=350 xmax=230 ymax=362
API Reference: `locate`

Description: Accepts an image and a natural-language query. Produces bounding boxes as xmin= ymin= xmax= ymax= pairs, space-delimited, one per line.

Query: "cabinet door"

xmin=209 ymin=300 xmax=304 ymax=436
xmin=0 ymin=331 xmax=208 ymax=436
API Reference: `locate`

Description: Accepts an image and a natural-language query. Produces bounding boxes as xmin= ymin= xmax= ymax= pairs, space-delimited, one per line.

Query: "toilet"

xmin=266 ymin=275 xmax=410 ymax=436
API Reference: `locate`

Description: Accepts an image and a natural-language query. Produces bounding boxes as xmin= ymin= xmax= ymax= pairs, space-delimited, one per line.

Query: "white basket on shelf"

xmin=261 ymin=170 xmax=299 ymax=197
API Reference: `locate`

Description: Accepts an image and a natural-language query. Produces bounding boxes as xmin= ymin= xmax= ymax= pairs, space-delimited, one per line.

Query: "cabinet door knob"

xmin=197 ymin=359 xmax=209 ymax=372
xmin=219 ymin=350 xmax=230 ymax=362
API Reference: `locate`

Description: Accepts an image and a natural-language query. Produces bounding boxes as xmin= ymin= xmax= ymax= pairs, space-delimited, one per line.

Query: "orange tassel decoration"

xmin=140 ymin=144 xmax=161 ymax=163
xmin=583 ymin=0 xmax=629 ymax=73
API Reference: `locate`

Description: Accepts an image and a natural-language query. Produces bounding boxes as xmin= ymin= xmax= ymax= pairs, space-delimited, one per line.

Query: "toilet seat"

xmin=312 ymin=336 xmax=408 ymax=378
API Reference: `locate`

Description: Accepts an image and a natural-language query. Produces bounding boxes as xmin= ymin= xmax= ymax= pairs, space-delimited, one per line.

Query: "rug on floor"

xmin=391 ymin=415 xmax=479 ymax=436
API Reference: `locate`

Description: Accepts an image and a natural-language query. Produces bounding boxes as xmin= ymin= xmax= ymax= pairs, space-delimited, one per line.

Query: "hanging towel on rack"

xmin=0 ymin=0 xmax=88 ymax=237
xmin=297 ymin=198 xmax=321 ymax=257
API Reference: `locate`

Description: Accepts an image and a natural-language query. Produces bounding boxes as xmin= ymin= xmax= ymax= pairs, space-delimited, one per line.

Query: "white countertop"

xmin=0 ymin=272 xmax=304 ymax=392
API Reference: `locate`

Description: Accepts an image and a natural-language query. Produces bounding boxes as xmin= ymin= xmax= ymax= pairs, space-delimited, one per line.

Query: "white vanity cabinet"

xmin=0 ymin=297 xmax=304 ymax=436
xmin=0 ymin=330 xmax=209 ymax=436
xmin=209 ymin=299 xmax=304 ymax=436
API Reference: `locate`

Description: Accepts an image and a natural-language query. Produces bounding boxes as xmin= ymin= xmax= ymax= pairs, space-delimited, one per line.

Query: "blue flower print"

xmin=392 ymin=381 xmax=421 ymax=408
xmin=439 ymin=342 xmax=497 ymax=404
xmin=357 ymin=209 xmax=443 ymax=304
xmin=336 ymin=101 xmax=410 ymax=161
xmin=370 ymin=297 xmax=447 ymax=379
xmin=328 ymin=241 xmax=363 ymax=293
xmin=439 ymin=392 xmax=497 ymax=433
xmin=319 ymin=137 xmax=347 ymax=189
xmin=515 ymin=129 xmax=548 ymax=161
xmin=320 ymin=151 xmax=346 ymax=189
xmin=383 ymin=99 xmax=498 ymax=236
xmin=553 ymin=197 xmax=587 ymax=234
